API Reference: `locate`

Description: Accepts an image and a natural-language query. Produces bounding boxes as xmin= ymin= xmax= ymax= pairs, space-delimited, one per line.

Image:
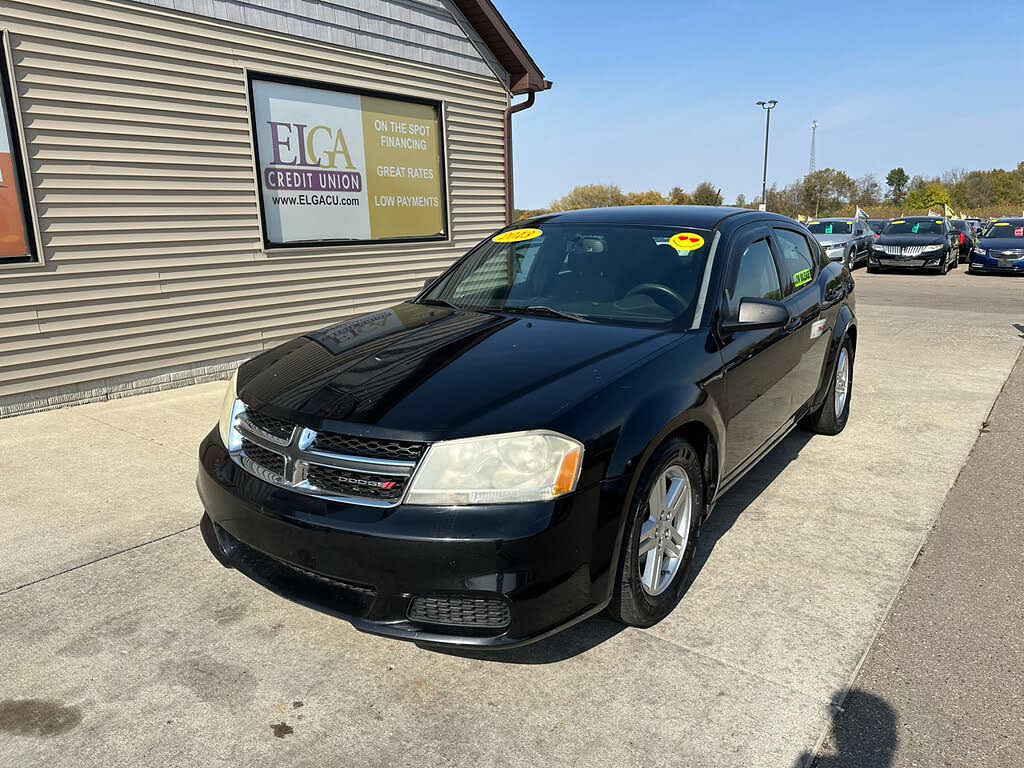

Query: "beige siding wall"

xmin=0 ymin=0 xmax=509 ymax=414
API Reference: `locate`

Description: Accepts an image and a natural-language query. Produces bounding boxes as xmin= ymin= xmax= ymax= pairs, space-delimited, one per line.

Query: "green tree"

xmin=549 ymin=183 xmax=626 ymax=211
xmin=692 ymin=181 xmax=723 ymax=206
xmin=800 ymin=168 xmax=856 ymax=217
xmin=624 ymin=189 xmax=668 ymax=205
xmin=733 ymin=193 xmax=747 ymax=208
xmin=885 ymin=167 xmax=909 ymax=204
xmin=854 ymin=174 xmax=882 ymax=208
xmin=668 ymin=186 xmax=694 ymax=205
xmin=904 ymin=181 xmax=949 ymax=210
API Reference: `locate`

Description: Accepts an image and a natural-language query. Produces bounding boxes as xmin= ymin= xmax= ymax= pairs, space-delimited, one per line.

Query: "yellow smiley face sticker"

xmin=492 ymin=228 xmax=542 ymax=243
xmin=669 ymin=232 xmax=705 ymax=251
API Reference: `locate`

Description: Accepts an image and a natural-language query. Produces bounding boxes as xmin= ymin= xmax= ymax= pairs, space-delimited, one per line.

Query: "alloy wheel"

xmin=834 ymin=347 xmax=850 ymax=418
xmin=638 ymin=465 xmax=692 ymax=596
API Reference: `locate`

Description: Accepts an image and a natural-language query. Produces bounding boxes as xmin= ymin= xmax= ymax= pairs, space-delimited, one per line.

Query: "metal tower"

xmin=809 ymin=120 xmax=818 ymax=175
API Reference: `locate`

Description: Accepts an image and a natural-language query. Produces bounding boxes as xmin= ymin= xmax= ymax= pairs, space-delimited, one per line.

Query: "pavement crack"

xmin=0 ymin=524 xmax=199 ymax=597
xmin=76 ymin=412 xmax=196 ymax=458
xmin=635 ymin=630 xmax=827 ymax=704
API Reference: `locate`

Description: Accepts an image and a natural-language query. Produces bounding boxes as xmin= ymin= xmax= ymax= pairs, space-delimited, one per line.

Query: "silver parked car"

xmin=806 ymin=218 xmax=873 ymax=270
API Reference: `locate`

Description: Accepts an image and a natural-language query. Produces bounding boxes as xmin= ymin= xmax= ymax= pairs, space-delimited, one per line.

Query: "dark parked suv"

xmin=197 ymin=206 xmax=857 ymax=648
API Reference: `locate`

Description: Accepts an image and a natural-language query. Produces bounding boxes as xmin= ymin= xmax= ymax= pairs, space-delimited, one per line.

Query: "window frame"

xmin=770 ymin=225 xmax=819 ymax=299
xmin=0 ymin=30 xmax=40 ymax=267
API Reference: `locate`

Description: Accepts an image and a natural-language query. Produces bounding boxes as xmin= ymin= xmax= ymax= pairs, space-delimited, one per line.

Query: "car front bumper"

xmin=969 ymin=254 xmax=1024 ymax=273
xmin=868 ymin=252 xmax=946 ymax=269
xmin=197 ymin=429 xmax=629 ymax=648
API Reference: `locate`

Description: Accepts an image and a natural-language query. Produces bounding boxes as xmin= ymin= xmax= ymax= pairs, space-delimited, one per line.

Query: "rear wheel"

xmin=802 ymin=336 xmax=853 ymax=436
xmin=608 ymin=437 xmax=704 ymax=628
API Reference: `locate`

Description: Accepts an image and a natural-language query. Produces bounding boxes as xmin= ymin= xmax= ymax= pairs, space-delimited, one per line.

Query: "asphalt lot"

xmin=1 ymin=267 xmax=1022 ymax=767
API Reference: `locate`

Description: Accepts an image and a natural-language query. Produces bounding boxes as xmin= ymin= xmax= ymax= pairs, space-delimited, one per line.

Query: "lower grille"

xmin=408 ymin=595 xmax=511 ymax=629
xmin=306 ymin=465 xmax=406 ymax=500
xmin=240 ymin=439 xmax=285 ymax=477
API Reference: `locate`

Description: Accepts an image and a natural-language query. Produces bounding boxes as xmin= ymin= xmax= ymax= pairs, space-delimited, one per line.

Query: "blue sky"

xmin=493 ymin=0 xmax=1024 ymax=209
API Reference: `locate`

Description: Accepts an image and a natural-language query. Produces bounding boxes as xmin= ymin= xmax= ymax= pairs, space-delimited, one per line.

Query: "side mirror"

xmin=721 ymin=298 xmax=790 ymax=333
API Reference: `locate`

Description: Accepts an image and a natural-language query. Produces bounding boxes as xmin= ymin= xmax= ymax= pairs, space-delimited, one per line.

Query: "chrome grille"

xmin=310 ymin=433 xmax=425 ymax=461
xmin=876 ymin=244 xmax=927 ymax=257
xmin=230 ymin=407 xmax=422 ymax=507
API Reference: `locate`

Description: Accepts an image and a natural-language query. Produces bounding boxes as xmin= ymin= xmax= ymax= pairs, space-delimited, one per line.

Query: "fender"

xmin=809 ymin=302 xmax=856 ymax=412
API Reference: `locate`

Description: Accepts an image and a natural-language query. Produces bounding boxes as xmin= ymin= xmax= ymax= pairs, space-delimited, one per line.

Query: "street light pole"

xmin=756 ymin=99 xmax=777 ymax=211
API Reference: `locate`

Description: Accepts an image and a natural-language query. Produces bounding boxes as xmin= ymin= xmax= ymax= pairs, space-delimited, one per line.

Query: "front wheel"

xmin=802 ymin=335 xmax=853 ymax=436
xmin=607 ymin=437 xmax=704 ymax=628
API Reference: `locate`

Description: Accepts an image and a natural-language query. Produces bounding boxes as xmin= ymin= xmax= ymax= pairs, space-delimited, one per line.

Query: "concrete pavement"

xmin=811 ymin=343 xmax=1024 ymax=767
xmin=1 ymin=267 xmax=1022 ymax=767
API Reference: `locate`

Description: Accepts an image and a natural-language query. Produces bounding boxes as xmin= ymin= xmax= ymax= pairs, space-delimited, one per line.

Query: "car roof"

xmin=984 ymin=218 xmax=1024 ymax=226
xmin=894 ymin=215 xmax=946 ymax=221
xmin=810 ymin=216 xmax=855 ymax=221
xmin=521 ymin=205 xmax=791 ymax=231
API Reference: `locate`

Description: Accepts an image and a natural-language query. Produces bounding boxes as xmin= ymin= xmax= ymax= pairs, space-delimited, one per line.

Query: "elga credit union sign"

xmin=250 ymin=77 xmax=446 ymax=246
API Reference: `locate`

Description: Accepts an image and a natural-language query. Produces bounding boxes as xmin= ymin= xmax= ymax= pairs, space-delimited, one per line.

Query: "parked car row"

xmin=804 ymin=215 xmax=1023 ymax=276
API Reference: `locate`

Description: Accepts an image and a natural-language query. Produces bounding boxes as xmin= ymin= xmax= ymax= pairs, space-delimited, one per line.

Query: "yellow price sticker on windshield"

xmin=935 ymin=220 xmax=943 ymax=224
xmin=994 ymin=222 xmax=1010 ymax=226
xmin=793 ymin=268 xmax=812 ymax=287
xmin=846 ymin=221 xmax=853 ymax=225
xmin=892 ymin=220 xmax=905 ymax=224
xmin=809 ymin=221 xmax=820 ymax=225
xmin=669 ymin=232 xmax=705 ymax=250
xmin=492 ymin=228 xmax=542 ymax=243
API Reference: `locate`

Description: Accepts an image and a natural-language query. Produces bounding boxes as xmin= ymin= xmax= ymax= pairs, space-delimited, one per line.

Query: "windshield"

xmin=883 ymin=219 xmax=945 ymax=235
xmin=420 ymin=223 xmax=712 ymax=327
xmin=867 ymin=220 xmax=887 ymax=233
xmin=806 ymin=220 xmax=853 ymax=235
xmin=981 ymin=221 xmax=1024 ymax=239
xmin=950 ymin=220 xmax=969 ymax=232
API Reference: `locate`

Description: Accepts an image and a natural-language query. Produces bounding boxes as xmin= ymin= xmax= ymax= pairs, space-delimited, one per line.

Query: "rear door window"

xmin=772 ymin=227 xmax=817 ymax=296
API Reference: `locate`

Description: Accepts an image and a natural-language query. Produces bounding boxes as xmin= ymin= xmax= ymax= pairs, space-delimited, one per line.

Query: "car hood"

xmin=812 ymin=234 xmax=853 ymax=247
xmin=874 ymin=234 xmax=946 ymax=246
xmin=237 ymin=302 xmax=679 ymax=440
xmin=978 ymin=238 xmax=1024 ymax=252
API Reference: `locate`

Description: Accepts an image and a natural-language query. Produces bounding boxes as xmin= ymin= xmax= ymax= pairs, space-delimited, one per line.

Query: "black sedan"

xmin=969 ymin=218 xmax=1024 ymax=274
xmin=867 ymin=217 xmax=960 ymax=274
xmin=197 ymin=206 xmax=857 ymax=648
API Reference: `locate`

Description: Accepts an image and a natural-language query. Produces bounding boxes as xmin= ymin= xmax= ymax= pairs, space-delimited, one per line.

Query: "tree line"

xmin=516 ymin=162 xmax=1024 ymax=221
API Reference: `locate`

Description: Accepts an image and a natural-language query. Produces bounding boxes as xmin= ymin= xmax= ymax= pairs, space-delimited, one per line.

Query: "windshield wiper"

xmin=499 ymin=305 xmax=595 ymax=323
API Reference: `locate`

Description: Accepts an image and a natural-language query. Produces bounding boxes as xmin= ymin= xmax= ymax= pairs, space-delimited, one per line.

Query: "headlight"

xmin=405 ymin=430 xmax=583 ymax=505
xmin=922 ymin=243 xmax=944 ymax=252
xmin=217 ymin=369 xmax=244 ymax=450
xmin=973 ymin=245 xmax=987 ymax=255
xmin=826 ymin=242 xmax=847 ymax=250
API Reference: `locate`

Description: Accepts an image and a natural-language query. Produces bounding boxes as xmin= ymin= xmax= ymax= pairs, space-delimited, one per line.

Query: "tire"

xmin=607 ymin=437 xmax=704 ymax=628
xmin=802 ymin=335 xmax=853 ymax=436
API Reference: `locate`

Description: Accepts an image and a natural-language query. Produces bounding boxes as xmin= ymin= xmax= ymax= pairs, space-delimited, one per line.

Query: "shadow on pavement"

xmin=801 ymin=688 xmax=899 ymax=768
xmin=688 ymin=428 xmax=814 ymax=587
xmin=435 ymin=429 xmax=815 ymax=664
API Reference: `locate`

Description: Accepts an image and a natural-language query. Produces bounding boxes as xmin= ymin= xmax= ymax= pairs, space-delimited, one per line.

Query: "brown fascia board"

xmin=451 ymin=0 xmax=550 ymax=94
